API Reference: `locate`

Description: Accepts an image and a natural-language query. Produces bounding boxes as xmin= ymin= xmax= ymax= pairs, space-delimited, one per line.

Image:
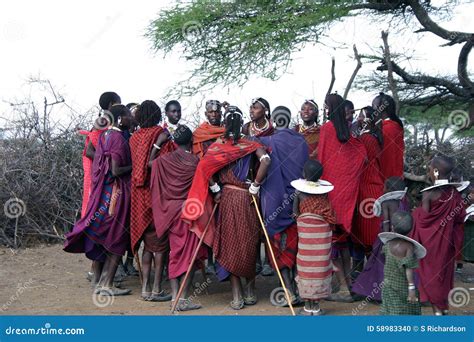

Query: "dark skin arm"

xmin=422 ymin=189 xmax=442 ymax=212
xmin=382 ymin=200 xmax=399 ymax=232
xmin=148 ymin=131 xmax=170 ymax=167
xmin=388 ymin=240 xmax=417 ymax=303
xmin=85 ymin=141 xmax=96 ymax=160
xmin=111 ymin=159 xmax=132 ymax=177
xmin=292 ymin=191 xmax=301 ymax=219
xmin=404 ymin=244 xmax=417 ymax=303
xmin=253 ymin=147 xmax=271 ymax=185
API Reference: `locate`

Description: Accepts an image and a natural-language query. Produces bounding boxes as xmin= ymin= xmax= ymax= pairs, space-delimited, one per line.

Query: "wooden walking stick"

xmin=171 ymin=203 xmax=218 ymax=313
xmin=134 ymin=252 xmax=143 ymax=285
xmin=251 ymin=195 xmax=296 ymax=316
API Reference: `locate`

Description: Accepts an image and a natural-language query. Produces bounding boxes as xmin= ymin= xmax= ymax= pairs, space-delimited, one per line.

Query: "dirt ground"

xmin=1 ymin=244 xmax=473 ymax=316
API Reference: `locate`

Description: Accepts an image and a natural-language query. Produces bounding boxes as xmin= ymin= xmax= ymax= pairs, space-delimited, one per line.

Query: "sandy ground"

xmin=1 ymin=244 xmax=473 ymax=316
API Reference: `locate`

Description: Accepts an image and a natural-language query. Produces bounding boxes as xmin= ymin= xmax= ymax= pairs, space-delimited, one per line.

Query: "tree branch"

xmin=343 ymin=44 xmax=362 ymax=100
xmin=458 ymin=39 xmax=474 ymax=94
xmin=377 ymin=60 xmax=469 ymax=98
xmin=326 ymin=57 xmax=336 ymax=96
xmin=381 ymin=31 xmax=400 ymax=114
xmin=406 ymin=0 xmax=473 ymax=46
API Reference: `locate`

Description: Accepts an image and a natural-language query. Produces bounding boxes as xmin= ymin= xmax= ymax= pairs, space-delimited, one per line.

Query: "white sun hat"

xmin=373 ymin=188 xmax=408 ymax=217
xmin=465 ymin=205 xmax=474 ymax=222
xmin=457 ymin=181 xmax=471 ymax=192
xmin=420 ymin=179 xmax=463 ymax=193
xmin=290 ymin=179 xmax=334 ymax=195
xmin=378 ymin=232 xmax=427 ymax=259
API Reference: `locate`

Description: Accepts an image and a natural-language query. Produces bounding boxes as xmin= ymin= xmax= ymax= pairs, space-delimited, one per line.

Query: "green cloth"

xmin=463 ymin=221 xmax=474 ymax=262
xmin=380 ymin=244 xmax=421 ymax=315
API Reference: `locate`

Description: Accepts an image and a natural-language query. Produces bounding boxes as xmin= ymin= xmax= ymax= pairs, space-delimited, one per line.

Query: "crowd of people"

xmin=65 ymin=91 xmax=473 ymax=315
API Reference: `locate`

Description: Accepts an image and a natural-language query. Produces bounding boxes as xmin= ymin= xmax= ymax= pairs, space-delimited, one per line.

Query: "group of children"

xmin=65 ymin=91 xmax=473 ymax=315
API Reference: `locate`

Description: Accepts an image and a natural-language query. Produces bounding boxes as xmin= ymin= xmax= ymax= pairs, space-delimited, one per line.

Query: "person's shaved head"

xmin=431 ymin=155 xmax=455 ymax=178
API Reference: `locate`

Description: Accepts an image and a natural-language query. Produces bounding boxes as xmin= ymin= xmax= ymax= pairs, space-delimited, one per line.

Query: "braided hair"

xmin=135 ymin=100 xmax=162 ymax=128
xmin=325 ymin=93 xmax=350 ymax=143
xmin=373 ymin=92 xmax=403 ymax=128
xmin=224 ymin=107 xmax=243 ymax=144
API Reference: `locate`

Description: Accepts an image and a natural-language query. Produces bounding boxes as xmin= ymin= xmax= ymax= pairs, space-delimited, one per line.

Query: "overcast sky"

xmin=0 ymin=0 xmax=472 ymax=126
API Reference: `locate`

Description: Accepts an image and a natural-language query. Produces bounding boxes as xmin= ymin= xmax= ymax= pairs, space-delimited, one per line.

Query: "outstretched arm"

xmin=85 ymin=141 xmax=96 ymax=160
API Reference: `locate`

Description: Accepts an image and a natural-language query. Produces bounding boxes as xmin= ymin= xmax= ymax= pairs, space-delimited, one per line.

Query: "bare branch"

xmin=343 ymin=44 xmax=362 ymax=100
xmin=326 ymin=57 xmax=336 ymax=96
xmin=381 ymin=31 xmax=400 ymax=114
xmin=406 ymin=0 xmax=473 ymax=46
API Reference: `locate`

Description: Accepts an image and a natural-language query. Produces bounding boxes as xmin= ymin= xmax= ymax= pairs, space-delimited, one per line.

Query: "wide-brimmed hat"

xmin=378 ymin=232 xmax=427 ymax=259
xmin=290 ymin=179 xmax=334 ymax=194
xmin=457 ymin=181 xmax=471 ymax=192
xmin=420 ymin=179 xmax=463 ymax=193
xmin=373 ymin=189 xmax=407 ymax=217
xmin=465 ymin=205 xmax=474 ymax=222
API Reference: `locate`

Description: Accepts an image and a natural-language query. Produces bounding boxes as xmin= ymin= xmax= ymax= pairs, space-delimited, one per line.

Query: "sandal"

xmin=141 ymin=292 xmax=151 ymax=300
xmin=298 ymin=307 xmax=313 ymax=316
xmin=100 ymin=286 xmax=131 ymax=296
xmin=326 ymin=292 xmax=354 ymax=303
xmin=244 ymin=294 xmax=258 ymax=306
xmin=93 ymin=285 xmax=102 ymax=295
xmin=261 ymin=264 xmax=274 ymax=277
xmin=146 ymin=290 xmax=172 ymax=302
xmin=176 ymin=299 xmax=202 ymax=312
xmin=230 ymin=298 xmax=245 ymax=310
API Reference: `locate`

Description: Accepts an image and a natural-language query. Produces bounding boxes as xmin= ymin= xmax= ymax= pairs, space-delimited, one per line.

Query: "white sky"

xmin=0 ymin=0 xmax=472 ymax=126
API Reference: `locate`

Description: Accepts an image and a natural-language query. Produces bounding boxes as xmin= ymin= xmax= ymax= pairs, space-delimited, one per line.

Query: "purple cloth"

xmin=351 ymin=197 xmax=410 ymax=300
xmin=64 ymin=130 xmax=131 ymax=258
xmin=258 ymin=129 xmax=308 ymax=237
xmin=232 ymin=154 xmax=251 ymax=182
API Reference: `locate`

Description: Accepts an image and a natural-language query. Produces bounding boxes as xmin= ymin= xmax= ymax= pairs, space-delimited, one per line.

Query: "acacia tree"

xmin=147 ymin=0 xmax=473 ymax=109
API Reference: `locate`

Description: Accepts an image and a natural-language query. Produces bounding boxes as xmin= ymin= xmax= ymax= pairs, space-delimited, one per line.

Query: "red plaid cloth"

xmin=317 ymin=121 xmax=366 ymax=233
xmin=380 ymin=120 xmax=404 ymax=180
xmin=268 ymin=223 xmax=298 ymax=270
xmin=352 ymin=134 xmax=384 ymax=247
xmin=213 ymin=165 xmax=259 ymax=278
xmin=129 ymin=126 xmax=164 ymax=251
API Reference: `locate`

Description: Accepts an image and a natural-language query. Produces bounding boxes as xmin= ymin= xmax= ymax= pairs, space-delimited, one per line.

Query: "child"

xmin=352 ymin=176 xmax=408 ymax=301
xmin=411 ymin=155 xmax=465 ymax=315
xmin=292 ymin=160 xmax=336 ymax=315
xmin=379 ymin=211 xmax=426 ymax=315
